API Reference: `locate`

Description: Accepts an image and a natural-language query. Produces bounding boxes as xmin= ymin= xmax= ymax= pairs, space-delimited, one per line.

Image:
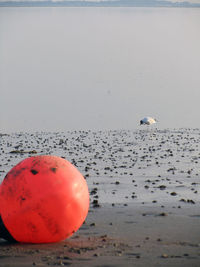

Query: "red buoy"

xmin=0 ymin=155 xmax=89 ymax=243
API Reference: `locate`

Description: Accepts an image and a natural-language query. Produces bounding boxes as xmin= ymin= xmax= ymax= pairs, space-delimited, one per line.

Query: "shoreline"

xmin=0 ymin=203 xmax=200 ymax=266
xmin=0 ymin=129 xmax=200 ymax=266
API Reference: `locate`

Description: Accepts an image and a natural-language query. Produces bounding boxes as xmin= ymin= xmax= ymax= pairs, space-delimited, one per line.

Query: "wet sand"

xmin=0 ymin=128 xmax=200 ymax=266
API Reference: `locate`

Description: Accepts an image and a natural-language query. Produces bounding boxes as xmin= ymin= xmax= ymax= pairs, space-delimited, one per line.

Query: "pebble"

xmin=158 ymin=212 xmax=168 ymax=216
xmin=161 ymin=253 xmax=169 ymax=258
xmin=170 ymin=192 xmax=177 ymax=196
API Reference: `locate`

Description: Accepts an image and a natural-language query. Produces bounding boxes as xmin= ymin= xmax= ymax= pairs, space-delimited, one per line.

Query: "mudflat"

xmin=0 ymin=129 xmax=200 ymax=266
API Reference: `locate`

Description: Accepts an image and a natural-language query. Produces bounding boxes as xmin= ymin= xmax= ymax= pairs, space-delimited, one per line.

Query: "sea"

xmin=0 ymin=7 xmax=200 ymax=132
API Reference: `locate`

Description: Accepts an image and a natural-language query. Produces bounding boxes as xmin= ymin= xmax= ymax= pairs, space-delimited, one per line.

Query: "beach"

xmin=0 ymin=128 xmax=200 ymax=266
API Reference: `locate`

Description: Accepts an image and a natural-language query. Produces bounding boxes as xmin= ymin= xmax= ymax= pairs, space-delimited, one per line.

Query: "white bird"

xmin=140 ymin=117 xmax=157 ymax=125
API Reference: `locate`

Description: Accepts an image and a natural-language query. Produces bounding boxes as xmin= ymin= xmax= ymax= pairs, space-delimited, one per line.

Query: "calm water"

xmin=0 ymin=7 xmax=200 ymax=132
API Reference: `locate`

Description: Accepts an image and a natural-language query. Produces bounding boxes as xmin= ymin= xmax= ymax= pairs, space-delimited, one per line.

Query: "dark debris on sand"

xmin=0 ymin=129 xmax=200 ymax=266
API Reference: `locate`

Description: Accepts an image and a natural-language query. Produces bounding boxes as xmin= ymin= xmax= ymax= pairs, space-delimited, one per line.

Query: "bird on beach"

xmin=140 ymin=117 xmax=157 ymax=126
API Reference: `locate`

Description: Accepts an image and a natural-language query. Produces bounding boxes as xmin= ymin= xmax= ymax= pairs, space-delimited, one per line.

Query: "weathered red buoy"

xmin=0 ymin=155 xmax=89 ymax=243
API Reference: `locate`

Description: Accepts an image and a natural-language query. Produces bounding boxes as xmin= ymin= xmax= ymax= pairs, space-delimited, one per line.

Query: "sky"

xmin=0 ymin=6 xmax=200 ymax=132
